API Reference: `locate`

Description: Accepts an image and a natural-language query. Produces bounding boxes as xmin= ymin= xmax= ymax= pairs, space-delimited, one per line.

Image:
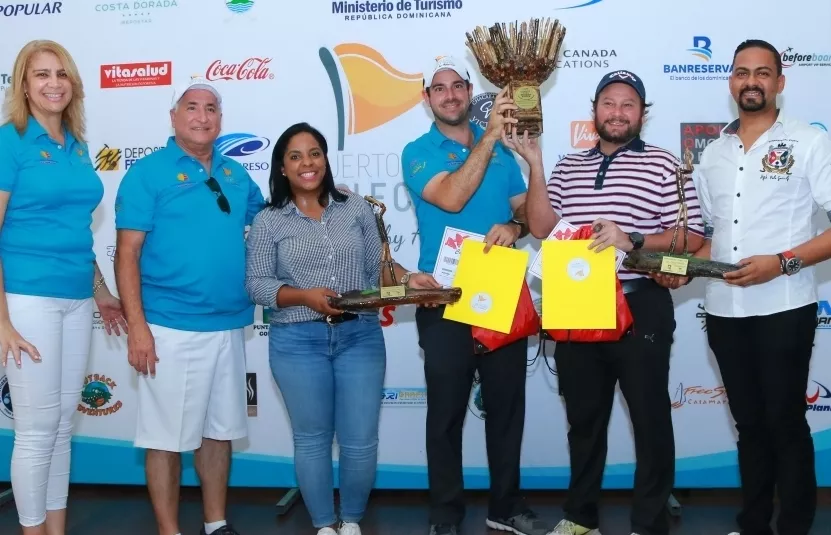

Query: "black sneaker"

xmin=429 ymin=524 xmax=459 ymax=535
xmin=200 ymin=525 xmax=240 ymax=535
xmin=486 ymin=509 xmax=555 ymax=535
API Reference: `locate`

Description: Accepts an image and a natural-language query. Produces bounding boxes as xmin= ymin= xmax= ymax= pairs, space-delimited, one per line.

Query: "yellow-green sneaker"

xmin=549 ymin=519 xmax=602 ymax=535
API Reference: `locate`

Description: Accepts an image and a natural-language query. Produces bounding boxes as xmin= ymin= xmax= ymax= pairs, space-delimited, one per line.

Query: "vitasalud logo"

xmin=100 ymin=61 xmax=172 ymax=89
xmin=332 ymin=0 xmax=463 ymax=22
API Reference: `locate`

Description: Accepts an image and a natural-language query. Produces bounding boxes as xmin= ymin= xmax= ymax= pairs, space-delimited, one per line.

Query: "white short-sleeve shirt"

xmin=693 ymin=112 xmax=831 ymax=318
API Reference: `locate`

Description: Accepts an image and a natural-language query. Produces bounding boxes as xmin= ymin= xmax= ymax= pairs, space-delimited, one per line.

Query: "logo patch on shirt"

xmin=760 ymin=142 xmax=795 ymax=178
xmin=39 ymin=150 xmax=57 ymax=164
xmin=177 ymin=172 xmax=188 ymax=182
xmin=221 ymin=166 xmax=238 ymax=184
xmin=409 ymin=159 xmax=426 ymax=176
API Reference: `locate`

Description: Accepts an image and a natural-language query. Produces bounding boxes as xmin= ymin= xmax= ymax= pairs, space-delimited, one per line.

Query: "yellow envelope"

xmin=541 ymin=240 xmax=616 ymax=329
xmin=443 ymin=239 xmax=529 ymax=333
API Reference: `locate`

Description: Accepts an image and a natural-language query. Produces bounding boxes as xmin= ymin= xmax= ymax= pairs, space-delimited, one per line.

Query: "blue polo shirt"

xmin=402 ymin=122 xmax=527 ymax=273
xmin=114 ymin=137 xmax=265 ymax=332
xmin=0 ymin=117 xmax=104 ymax=299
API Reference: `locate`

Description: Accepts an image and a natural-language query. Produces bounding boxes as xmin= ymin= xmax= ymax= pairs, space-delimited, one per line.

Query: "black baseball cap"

xmin=594 ymin=70 xmax=646 ymax=101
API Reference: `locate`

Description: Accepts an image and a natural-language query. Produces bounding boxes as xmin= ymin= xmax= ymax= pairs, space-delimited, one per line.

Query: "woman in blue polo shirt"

xmin=0 ymin=40 xmax=126 ymax=534
xmin=245 ymin=122 xmax=438 ymax=535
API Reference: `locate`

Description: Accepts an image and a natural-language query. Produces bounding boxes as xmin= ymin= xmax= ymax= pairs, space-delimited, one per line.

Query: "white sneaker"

xmin=549 ymin=519 xmax=602 ymax=535
xmin=317 ymin=528 xmax=338 ymax=535
xmin=339 ymin=522 xmax=362 ymax=535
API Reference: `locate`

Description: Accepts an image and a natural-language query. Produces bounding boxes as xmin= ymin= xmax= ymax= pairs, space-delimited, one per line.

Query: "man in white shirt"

xmin=666 ymin=39 xmax=831 ymax=535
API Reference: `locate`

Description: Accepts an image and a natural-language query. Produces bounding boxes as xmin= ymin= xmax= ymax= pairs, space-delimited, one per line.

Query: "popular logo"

xmin=320 ymin=43 xmax=423 ymax=150
xmin=77 ymin=373 xmax=123 ymax=416
xmin=226 ymin=0 xmax=254 ymax=13
xmin=0 ymin=375 xmax=12 ymax=419
xmin=205 ymin=58 xmax=273 ymax=82
xmin=680 ymin=123 xmax=727 ymax=165
xmin=95 ymin=145 xmax=122 ymax=171
xmin=571 ymin=121 xmax=598 ymax=149
xmin=760 ymin=142 xmax=795 ymax=176
xmin=664 ymin=36 xmax=731 ymax=81
xmin=101 ymin=61 xmax=172 ymax=89
xmin=246 ymin=372 xmax=257 ymax=416
xmin=0 ymin=1 xmax=62 ymax=17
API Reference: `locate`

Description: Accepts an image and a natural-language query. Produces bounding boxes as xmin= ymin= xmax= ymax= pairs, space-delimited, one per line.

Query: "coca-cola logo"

xmin=206 ymin=57 xmax=275 ymax=82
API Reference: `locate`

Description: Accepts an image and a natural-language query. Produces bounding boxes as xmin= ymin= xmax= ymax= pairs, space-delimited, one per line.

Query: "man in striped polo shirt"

xmin=523 ymin=70 xmax=706 ymax=535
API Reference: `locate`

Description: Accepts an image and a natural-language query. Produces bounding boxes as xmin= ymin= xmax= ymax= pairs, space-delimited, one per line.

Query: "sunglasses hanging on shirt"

xmin=205 ymin=177 xmax=231 ymax=214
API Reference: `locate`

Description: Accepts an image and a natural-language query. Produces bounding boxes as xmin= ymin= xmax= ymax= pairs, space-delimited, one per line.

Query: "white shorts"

xmin=134 ymin=324 xmax=248 ymax=452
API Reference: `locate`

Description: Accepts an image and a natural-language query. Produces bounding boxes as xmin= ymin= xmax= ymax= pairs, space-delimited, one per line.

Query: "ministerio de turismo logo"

xmin=320 ymin=43 xmax=424 ymax=150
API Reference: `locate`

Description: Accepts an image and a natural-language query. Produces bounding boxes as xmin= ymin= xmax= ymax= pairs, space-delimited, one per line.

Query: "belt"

xmin=317 ymin=312 xmax=359 ymax=325
xmin=621 ymin=277 xmax=661 ymax=295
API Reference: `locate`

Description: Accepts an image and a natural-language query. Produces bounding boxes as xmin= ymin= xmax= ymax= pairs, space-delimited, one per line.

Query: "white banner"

xmin=1 ymin=0 xmax=830 ymax=489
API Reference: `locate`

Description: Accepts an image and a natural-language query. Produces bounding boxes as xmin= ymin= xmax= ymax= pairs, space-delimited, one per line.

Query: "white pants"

xmin=4 ymin=293 xmax=93 ymax=527
xmin=134 ymin=324 xmax=248 ymax=453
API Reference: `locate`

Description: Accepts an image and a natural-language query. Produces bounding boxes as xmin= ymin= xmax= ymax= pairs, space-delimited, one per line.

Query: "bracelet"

xmin=93 ymin=276 xmax=106 ymax=295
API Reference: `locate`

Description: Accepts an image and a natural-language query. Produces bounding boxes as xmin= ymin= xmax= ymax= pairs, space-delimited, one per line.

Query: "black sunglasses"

xmin=205 ymin=177 xmax=230 ymax=214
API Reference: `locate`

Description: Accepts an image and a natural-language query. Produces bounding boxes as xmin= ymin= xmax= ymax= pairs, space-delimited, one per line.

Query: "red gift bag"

xmin=544 ymin=225 xmax=634 ymax=343
xmin=472 ymin=280 xmax=540 ymax=354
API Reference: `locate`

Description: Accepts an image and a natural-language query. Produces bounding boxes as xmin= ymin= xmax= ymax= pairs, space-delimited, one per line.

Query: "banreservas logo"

xmin=320 ymin=43 xmax=423 ymax=150
xmin=205 ymin=57 xmax=273 ymax=81
xmin=101 ymin=61 xmax=172 ymax=88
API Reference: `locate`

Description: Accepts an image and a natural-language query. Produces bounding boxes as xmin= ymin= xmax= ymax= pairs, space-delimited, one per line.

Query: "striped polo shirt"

xmin=547 ymin=137 xmax=705 ymax=280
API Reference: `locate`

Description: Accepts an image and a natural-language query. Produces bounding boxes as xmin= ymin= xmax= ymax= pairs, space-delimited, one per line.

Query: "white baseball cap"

xmin=424 ymin=55 xmax=470 ymax=88
xmin=171 ymin=76 xmax=222 ymax=109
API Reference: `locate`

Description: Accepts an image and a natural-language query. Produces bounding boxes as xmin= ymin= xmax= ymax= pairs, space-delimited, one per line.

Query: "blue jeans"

xmin=268 ymin=314 xmax=386 ymax=528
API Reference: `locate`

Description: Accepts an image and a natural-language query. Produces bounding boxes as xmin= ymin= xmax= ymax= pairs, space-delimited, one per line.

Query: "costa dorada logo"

xmin=205 ymin=57 xmax=274 ymax=81
xmin=100 ymin=61 xmax=172 ymax=88
xmin=77 ymin=373 xmax=123 ymax=416
xmin=320 ymin=43 xmax=422 ymax=150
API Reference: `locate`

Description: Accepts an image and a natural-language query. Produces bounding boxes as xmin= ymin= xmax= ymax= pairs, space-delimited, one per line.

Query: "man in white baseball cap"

xmin=114 ymin=73 xmax=264 ymax=535
xmin=403 ymin=54 xmax=555 ymax=535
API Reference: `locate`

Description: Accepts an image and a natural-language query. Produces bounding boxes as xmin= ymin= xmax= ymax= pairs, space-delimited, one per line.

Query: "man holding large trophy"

xmin=400 ymin=44 xmax=560 ymax=535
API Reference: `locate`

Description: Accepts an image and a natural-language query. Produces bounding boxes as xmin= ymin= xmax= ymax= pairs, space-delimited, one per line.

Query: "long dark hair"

xmin=266 ymin=122 xmax=347 ymax=209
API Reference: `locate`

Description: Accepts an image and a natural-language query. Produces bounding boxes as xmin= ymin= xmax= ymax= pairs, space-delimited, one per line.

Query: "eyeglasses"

xmin=205 ymin=177 xmax=230 ymax=214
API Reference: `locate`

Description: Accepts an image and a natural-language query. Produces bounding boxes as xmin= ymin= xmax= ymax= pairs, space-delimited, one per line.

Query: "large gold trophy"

xmin=465 ymin=17 xmax=567 ymax=137
xmin=623 ymin=148 xmax=741 ymax=279
xmin=327 ymin=196 xmax=462 ymax=310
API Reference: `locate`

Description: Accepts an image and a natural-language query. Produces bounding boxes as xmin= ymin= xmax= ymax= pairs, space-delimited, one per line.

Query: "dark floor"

xmin=0 ymin=485 xmax=830 ymax=535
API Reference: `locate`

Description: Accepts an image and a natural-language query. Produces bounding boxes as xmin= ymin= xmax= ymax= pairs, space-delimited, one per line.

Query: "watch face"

xmin=787 ymin=258 xmax=801 ymax=271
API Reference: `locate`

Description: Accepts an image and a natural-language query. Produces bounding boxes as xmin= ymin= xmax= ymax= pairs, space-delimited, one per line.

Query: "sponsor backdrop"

xmin=1 ymin=0 xmax=830 ymax=491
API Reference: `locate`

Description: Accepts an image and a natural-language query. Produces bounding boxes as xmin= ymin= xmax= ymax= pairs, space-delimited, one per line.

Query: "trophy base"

xmin=623 ymin=251 xmax=742 ymax=279
xmin=506 ymin=80 xmax=543 ymax=138
xmin=328 ymin=287 xmax=463 ymax=311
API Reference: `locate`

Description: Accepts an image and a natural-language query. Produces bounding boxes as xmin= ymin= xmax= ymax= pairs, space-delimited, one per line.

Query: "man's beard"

xmin=595 ymin=116 xmax=643 ymax=144
xmin=738 ymin=85 xmax=767 ymax=112
xmin=432 ymin=99 xmax=469 ymax=126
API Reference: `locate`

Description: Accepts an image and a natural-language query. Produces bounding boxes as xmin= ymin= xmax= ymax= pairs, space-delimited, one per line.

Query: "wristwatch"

xmin=628 ymin=231 xmax=645 ymax=250
xmin=400 ymin=272 xmax=414 ymax=285
xmin=777 ymin=250 xmax=803 ymax=276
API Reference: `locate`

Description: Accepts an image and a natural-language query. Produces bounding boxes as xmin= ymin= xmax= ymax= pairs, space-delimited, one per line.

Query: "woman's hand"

xmin=303 ymin=287 xmax=345 ymax=316
xmin=94 ymin=292 xmax=129 ymax=336
xmin=0 ymin=321 xmax=40 ymax=368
